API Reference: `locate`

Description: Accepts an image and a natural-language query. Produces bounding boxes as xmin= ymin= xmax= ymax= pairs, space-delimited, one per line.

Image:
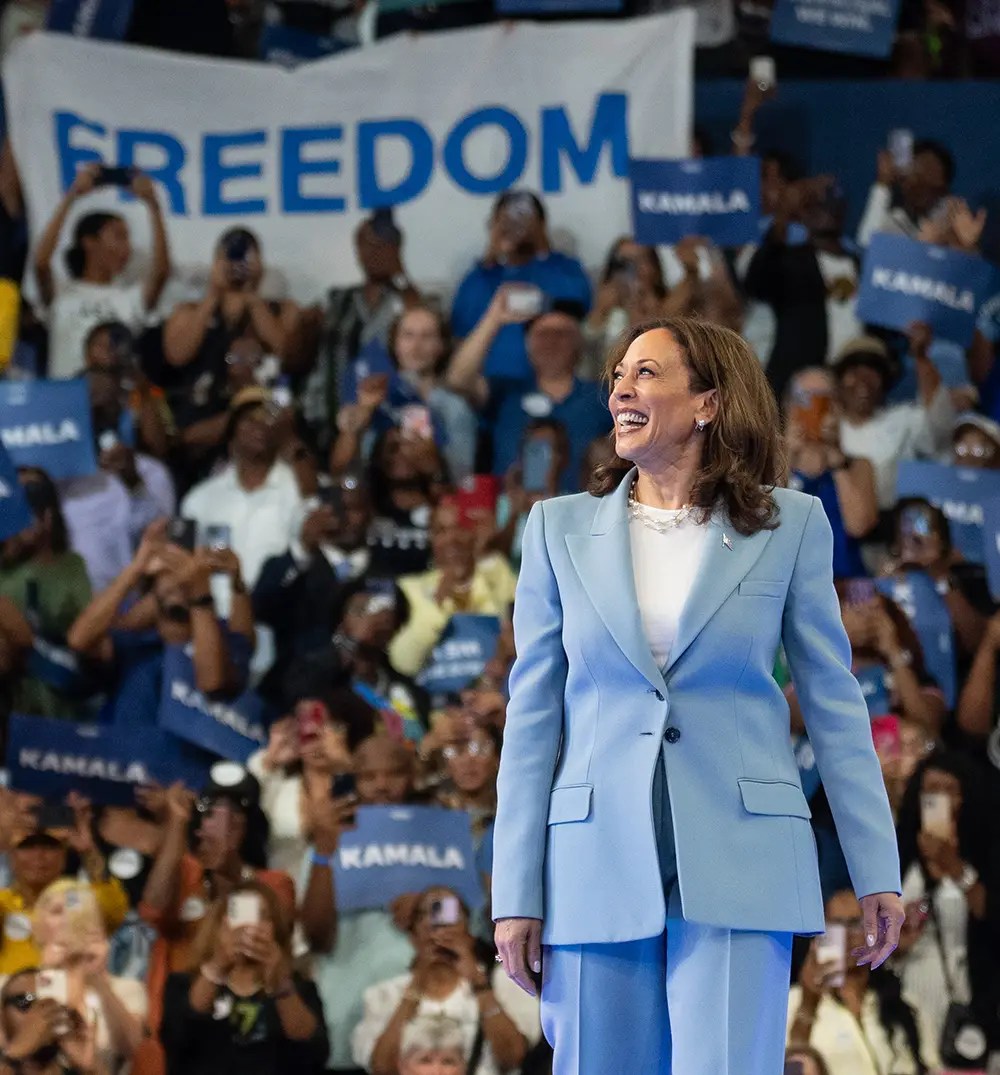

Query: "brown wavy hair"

xmin=588 ymin=317 xmax=786 ymax=536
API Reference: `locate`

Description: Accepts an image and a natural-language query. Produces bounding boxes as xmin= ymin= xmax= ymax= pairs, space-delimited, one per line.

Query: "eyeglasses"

xmin=443 ymin=740 xmax=495 ymax=760
xmin=954 ymin=442 xmax=996 ymax=460
xmin=3 ymin=993 xmax=37 ymax=1012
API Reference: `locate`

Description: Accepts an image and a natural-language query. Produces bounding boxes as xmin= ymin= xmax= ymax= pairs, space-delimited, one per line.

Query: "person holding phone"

xmin=786 ymin=889 xmax=936 ymax=1074
xmin=352 ymin=886 xmax=539 ymax=1075
xmin=784 ymin=368 xmax=878 ymax=579
xmin=492 ymin=318 xmax=904 ymax=1074
xmin=33 ymin=162 xmax=171 ymax=381
xmin=160 ymin=881 xmax=327 ymax=1075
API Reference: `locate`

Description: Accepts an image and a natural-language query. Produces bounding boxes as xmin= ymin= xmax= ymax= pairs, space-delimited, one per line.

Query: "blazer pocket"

xmin=547 ymin=784 xmax=594 ymax=825
xmin=738 ymin=778 xmax=812 ymax=820
xmin=738 ymin=579 xmax=785 ymax=598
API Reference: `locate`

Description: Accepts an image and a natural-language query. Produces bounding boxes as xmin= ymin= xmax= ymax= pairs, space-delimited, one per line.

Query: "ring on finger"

xmin=494 ymin=954 xmax=504 ymax=964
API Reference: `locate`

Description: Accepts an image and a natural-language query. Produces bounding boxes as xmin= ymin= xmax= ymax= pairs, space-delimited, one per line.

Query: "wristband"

xmin=730 ymin=128 xmax=755 ymax=149
xmin=189 ymin=593 xmax=215 ymax=610
xmin=310 ymin=850 xmax=334 ymax=868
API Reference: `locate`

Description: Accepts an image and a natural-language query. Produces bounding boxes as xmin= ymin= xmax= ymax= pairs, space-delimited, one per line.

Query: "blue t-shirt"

xmin=486 ymin=376 xmax=612 ymax=492
xmin=976 ymin=291 xmax=1000 ymax=421
xmin=451 ymin=252 xmax=592 ymax=381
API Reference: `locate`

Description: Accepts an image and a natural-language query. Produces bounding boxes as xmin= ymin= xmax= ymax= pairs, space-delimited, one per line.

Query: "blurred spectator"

xmin=34 ymin=165 xmax=170 ymax=381
xmin=951 ymin=411 xmax=1000 ymax=468
xmin=0 ymin=468 xmax=93 ymax=719
xmin=0 ymin=823 xmax=128 ymax=977
xmin=180 ymin=387 xmax=307 ymax=589
xmin=783 ymin=1045 xmax=832 ymax=1075
xmin=875 ymin=717 xmax=936 ymax=819
xmin=833 ymin=335 xmax=954 ymax=511
xmin=160 ymin=880 xmax=328 ymax=1075
xmin=304 ymin=212 xmax=420 ymax=452
xmin=300 ymin=736 xmax=416 ymax=1074
xmin=389 ymin=506 xmax=515 ymax=678
xmin=351 ymin=886 xmax=539 ymax=1074
xmin=450 ymin=191 xmax=591 ymax=383
xmin=330 ymin=305 xmax=477 ymax=484
xmin=786 ymin=889 xmax=938 ymax=1072
xmin=396 ymin=1015 xmax=468 ymax=1075
xmin=128 ymin=0 xmax=239 ymax=55
xmin=446 ymin=293 xmax=611 ymax=490
xmin=892 ymin=749 xmax=993 ymax=1060
xmin=857 ymin=139 xmax=954 ymax=247
xmin=746 ymin=177 xmax=861 ymax=400
xmin=30 ymin=878 xmax=147 ymax=1072
xmin=957 ymin=608 xmax=1000 ymax=739
xmin=785 ymin=367 xmax=879 ymax=577
xmin=138 ymin=775 xmax=295 ymax=1033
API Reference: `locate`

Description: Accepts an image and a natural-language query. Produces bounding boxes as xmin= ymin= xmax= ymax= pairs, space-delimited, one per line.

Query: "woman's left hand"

xmin=239 ymin=923 xmax=288 ymax=991
xmin=917 ymin=830 xmax=964 ymax=882
xmin=434 ymin=927 xmax=486 ymax=988
xmin=852 ymin=892 xmax=906 ymax=970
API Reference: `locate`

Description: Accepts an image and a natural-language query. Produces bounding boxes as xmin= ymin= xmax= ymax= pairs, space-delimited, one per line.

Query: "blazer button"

xmin=648 ymin=688 xmax=664 ymax=701
xmin=664 ymin=727 xmax=681 ymax=744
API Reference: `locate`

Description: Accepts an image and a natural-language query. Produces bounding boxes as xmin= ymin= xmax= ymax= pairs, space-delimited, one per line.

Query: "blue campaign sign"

xmin=895 ymin=460 xmax=1000 ymax=564
xmin=981 ymin=497 xmax=1000 ymax=600
xmin=159 ymin=646 xmax=270 ymax=764
xmin=0 ymin=441 xmax=32 ymax=541
xmin=875 ymin=572 xmax=956 ymax=707
xmin=769 ymin=0 xmax=900 ymax=57
xmin=855 ymin=663 xmax=891 ymax=717
xmin=856 ymin=234 xmax=993 ymax=347
xmin=333 ymin=804 xmax=483 ymax=913
xmin=0 ymin=380 xmax=97 ymax=480
xmin=5 ymin=714 xmax=212 ymax=805
xmin=46 ymin=0 xmax=135 ymax=40
xmin=792 ymin=735 xmax=822 ymax=802
xmin=629 ymin=156 xmax=761 ymax=248
xmin=339 ymin=339 xmax=397 ymax=406
xmin=416 ymin=614 xmax=501 ymax=697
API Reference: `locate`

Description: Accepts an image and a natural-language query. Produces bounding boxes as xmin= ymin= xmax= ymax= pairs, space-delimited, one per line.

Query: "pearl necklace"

xmin=627 ymin=480 xmax=696 ymax=534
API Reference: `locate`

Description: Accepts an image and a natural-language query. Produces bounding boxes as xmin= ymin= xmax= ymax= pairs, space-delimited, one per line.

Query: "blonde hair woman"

xmin=31 ymin=879 xmax=146 ymax=1073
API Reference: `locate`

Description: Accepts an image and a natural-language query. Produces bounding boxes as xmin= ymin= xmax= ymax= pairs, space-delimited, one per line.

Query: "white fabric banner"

xmin=4 ymin=16 xmax=694 ymax=301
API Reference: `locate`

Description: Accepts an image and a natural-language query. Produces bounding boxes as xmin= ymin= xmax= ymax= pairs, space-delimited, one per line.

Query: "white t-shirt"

xmin=628 ymin=506 xmax=710 ymax=669
xmin=46 ymin=280 xmax=148 ymax=381
xmin=816 ymin=250 xmax=862 ymax=361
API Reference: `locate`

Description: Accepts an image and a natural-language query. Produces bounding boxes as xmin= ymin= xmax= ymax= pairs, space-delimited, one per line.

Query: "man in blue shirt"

xmin=446 ymin=290 xmax=611 ymax=492
xmin=450 ymin=190 xmax=592 ymax=382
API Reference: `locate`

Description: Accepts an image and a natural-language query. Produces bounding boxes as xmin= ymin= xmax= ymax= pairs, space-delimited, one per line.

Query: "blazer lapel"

xmin=664 ymin=516 xmax=773 ymax=674
xmin=564 ymin=471 xmax=665 ymax=691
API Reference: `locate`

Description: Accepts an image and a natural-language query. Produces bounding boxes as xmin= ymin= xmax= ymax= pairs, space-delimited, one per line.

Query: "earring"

xmin=696 ymin=419 xmax=708 ymax=431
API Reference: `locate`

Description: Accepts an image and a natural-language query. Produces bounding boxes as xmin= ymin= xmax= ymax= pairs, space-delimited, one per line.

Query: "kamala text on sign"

xmin=0 ymin=379 xmax=97 ymax=479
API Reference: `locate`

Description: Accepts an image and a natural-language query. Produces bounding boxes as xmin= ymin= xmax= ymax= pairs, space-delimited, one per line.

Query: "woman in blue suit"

xmin=492 ymin=318 xmax=905 ymax=1074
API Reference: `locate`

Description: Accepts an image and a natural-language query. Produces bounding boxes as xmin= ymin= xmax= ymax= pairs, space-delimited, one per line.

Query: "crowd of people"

xmin=0 ymin=24 xmax=998 ymax=1075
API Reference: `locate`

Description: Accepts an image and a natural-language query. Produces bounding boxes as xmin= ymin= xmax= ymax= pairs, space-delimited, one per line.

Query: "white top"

xmin=46 ymin=280 xmax=148 ymax=381
xmin=351 ymin=967 xmax=542 ymax=1075
xmin=628 ymin=506 xmax=710 ymax=669
xmin=246 ymin=750 xmax=307 ymax=877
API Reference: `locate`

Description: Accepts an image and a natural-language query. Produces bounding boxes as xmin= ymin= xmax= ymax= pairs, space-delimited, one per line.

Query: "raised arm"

xmin=34 ymin=164 xmax=100 ymax=306
xmin=131 ymin=173 xmax=171 ymax=311
xmin=446 ymin=285 xmax=532 ymax=408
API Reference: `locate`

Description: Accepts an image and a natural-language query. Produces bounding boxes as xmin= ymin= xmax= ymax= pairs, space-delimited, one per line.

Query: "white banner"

xmin=4 ymin=16 xmax=694 ymax=302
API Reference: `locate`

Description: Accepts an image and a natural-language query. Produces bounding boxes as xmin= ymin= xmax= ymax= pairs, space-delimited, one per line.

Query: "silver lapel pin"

xmin=722 ymin=533 xmax=734 ymax=551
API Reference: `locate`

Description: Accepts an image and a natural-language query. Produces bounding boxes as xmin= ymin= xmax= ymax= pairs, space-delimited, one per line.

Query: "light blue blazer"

xmin=492 ymin=471 xmax=902 ymax=946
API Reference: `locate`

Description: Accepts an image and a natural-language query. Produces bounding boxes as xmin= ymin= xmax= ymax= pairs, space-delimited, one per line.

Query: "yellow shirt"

xmin=0 ymin=879 xmax=129 ymax=976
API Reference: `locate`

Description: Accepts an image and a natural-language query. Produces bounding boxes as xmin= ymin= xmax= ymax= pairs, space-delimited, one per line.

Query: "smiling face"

xmin=394 ymin=308 xmax=446 ymax=377
xmin=837 ymin=362 xmax=885 ymax=421
xmin=609 ymin=328 xmax=717 ymax=472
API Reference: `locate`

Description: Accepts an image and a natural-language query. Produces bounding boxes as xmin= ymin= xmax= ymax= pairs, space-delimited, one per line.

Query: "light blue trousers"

xmin=540 ymin=753 xmax=794 ymax=1074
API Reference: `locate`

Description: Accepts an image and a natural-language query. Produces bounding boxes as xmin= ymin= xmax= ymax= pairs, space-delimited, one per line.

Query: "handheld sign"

xmin=0 ymin=440 xmax=32 ymax=541
xmin=46 ymin=0 xmax=135 ymax=40
xmin=0 ymin=380 xmax=97 ymax=480
xmin=159 ymin=646 xmax=270 ymax=763
xmin=629 ymin=156 xmax=761 ymax=248
xmin=981 ymin=496 xmax=1000 ymax=600
xmin=6 ymin=714 xmax=212 ymax=805
xmin=856 ymin=234 xmax=993 ymax=346
xmin=769 ymin=0 xmax=901 ymax=57
xmin=895 ymin=460 xmax=1000 ymax=564
xmin=855 ymin=663 xmax=891 ymax=717
xmin=333 ymin=804 xmax=483 ymax=913
xmin=416 ymin=614 xmax=501 ymax=697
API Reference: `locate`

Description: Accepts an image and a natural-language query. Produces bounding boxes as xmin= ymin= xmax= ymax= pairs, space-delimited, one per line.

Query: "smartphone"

xmin=790 ymin=388 xmax=831 ymax=442
xmin=750 ymin=55 xmax=776 ymax=93
xmin=899 ymin=504 xmax=933 ymax=541
xmin=98 ymin=430 xmax=120 ymax=453
xmin=399 ymin=403 xmax=434 ymax=441
xmin=227 ymin=892 xmax=262 ymax=929
xmin=844 ymin=577 xmax=877 ymax=607
xmin=203 ymin=524 xmax=232 ymax=552
xmin=95 ymin=165 xmax=135 ymax=187
xmin=370 ymin=207 xmax=402 ymax=246
xmin=522 ymin=439 xmax=554 ymax=493
xmin=888 ymin=128 xmax=914 ymax=172
xmin=166 ymin=517 xmax=196 ymax=552
xmin=814 ymin=923 xmax=847 ymax=988
xmin=428 ymin=895 xmax=462 ymax=928
xmin=921 ymin=790 xmax=953 ymax=838
xmin=35 ymin=800 xmax=76 ymax=830
xmin=871 ymin=715 xmax=901 ymax=757
xmin=784 ymin=1061 xmax=806 ymax=1075
xmin=505 ymin=286 xmax=544 ymax=318
xmin=37 ymin=968 xmax=68 ymax=1006
xmin=318 ymin=484 xmax=345 ymax=513
xmin=296 ymin=700 xmax=328 ymax=747
xmin=331 ymin=772 xmax=357 ymax=799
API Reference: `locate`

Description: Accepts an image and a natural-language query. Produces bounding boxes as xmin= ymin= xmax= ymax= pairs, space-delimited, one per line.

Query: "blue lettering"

xmin=281 ymin=126 xmax=345 ymax=214
xmin=443 ymin=107 xmax=527 ymax=195
xmin=117 ymin=130 xmax=188 ymax=215
xmin=54 ymin=112 xmax=105 ymax=193
xmin=357 ymin=119 xmax=434 ymax=209
xmin=203 ymin=131 xmax=267 ymax=215
xmin=540 ymin=93 xmax=628 ymax=193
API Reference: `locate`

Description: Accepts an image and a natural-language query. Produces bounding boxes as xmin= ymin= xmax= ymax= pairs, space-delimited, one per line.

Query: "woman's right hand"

xmin=264 ymin=718 xmax=299 ymax=771
xmin=5 ymin=999 xmax=63 ymax=1060
xmin=798 ymin=941 xmax=835 ymax=1002
xmin=68 ymin=163 xmax=100 ymax=201
xmin=206 ymin=921 xmax=239 ymax=978
xmin=495 ymin=917 xmax=543 ymax=996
